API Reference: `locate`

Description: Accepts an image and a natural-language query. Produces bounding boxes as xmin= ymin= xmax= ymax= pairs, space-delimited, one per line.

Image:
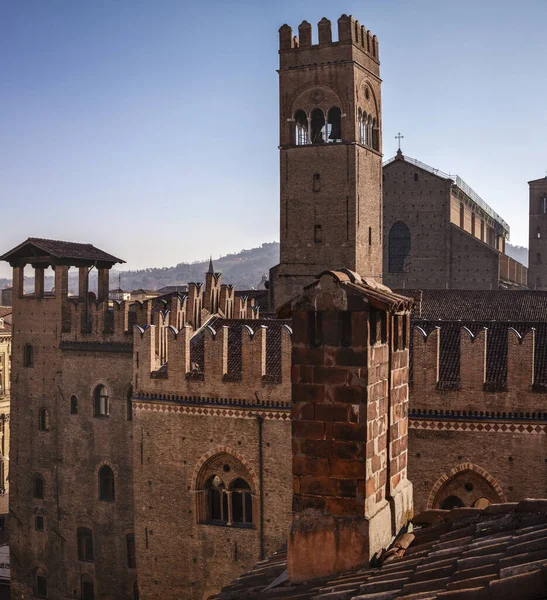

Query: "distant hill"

xmin=506 ymin=243 xmax=528 ymax=268
xmin=114 ymin=242 xmax=281 ymax=292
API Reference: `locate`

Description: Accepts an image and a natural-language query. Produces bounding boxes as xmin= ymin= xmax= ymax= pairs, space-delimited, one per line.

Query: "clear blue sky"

xmin=1 ymin=0 xmax=545 ymax=277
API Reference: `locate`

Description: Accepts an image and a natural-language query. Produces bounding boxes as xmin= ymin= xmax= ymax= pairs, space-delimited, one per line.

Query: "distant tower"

xmin=528 ymin=176 xmax=547 ymax=289
xmin=270 ymin=15 xmax=383 ymax=310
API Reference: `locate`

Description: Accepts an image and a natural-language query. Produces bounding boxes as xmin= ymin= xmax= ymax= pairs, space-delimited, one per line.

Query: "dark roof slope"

xmin=0 ymin=238 xmax=124 ymax=265
xmin=212 ymin=499 xmax=547 ymax=600
xmin=406 ymin=290 xmax=547 ymax=322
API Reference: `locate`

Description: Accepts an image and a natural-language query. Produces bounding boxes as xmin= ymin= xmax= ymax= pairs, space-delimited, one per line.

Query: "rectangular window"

xmin=35 ymin=516 xmax=44 ymax=532
xmin=313 ymin=173 xmax=321 ymax=192
xmin=314 ymin=225 xmax=322 ymax=243
xmin=126 ymin=533 xmax=136 ymax=569
xmin=36 ymin=576 xmax=47 ymax=598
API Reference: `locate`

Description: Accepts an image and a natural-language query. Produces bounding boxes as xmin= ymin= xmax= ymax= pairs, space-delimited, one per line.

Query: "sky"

xmin=1 ymin=0 xmax=546 ymax=278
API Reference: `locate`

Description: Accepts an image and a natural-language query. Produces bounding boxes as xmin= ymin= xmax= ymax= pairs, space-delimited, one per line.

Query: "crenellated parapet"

xmin=411 ymin=325 xmax=539 ymax=397
xmin=61 ymin=299 xmax=133 ymax=344
xmin=133 ymin=322 xmax=292 ymax=402
xmin=279 ymin=15 xmax=379 ymax=62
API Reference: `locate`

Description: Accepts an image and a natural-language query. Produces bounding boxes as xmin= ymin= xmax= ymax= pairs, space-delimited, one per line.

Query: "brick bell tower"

xmin=528 ymin=175 xmax=547 ymax=289
xmin=270 ymin=15 xmax=383 ymax=311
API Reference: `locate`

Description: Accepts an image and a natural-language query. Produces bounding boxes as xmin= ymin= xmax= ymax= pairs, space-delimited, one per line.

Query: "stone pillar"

xmin=288 ymin=271 xmax=413 ymax=582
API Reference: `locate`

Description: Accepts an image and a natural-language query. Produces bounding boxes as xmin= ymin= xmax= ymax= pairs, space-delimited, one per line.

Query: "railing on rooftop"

xmin=383 ymin=154 xmax=510 ymax=237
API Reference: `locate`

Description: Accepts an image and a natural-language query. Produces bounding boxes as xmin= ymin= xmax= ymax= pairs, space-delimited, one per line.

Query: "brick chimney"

xmin=288 ymin=270 xmax=414 ymax=582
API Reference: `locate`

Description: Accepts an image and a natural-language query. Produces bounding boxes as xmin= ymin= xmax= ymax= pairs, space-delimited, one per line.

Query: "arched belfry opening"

xmin=310 ymin=109 xmax=326 ymax=144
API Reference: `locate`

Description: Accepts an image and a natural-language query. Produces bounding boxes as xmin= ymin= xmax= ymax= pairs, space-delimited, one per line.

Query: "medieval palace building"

xmin=3 ymin=12 xmax=547 ymax=600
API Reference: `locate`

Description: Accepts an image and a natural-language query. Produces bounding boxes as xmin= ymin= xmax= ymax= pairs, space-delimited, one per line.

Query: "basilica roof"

xmin=212 ymin=500 xmax=547 ymax=600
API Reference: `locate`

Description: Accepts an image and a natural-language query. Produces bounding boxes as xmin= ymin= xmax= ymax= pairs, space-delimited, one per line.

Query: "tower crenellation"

xmin=278 ymin=15 xmax=379 ymax=62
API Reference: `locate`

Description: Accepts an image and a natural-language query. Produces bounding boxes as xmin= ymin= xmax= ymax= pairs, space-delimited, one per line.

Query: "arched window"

xmin=327 ymin=107 xmax=342 ymax=143
xmin=77 ymin=527 xmax=94 ymax=562
xmin=358 ymin=108 xmax=363 ymax=143
xmin=388 ymin=222 xmax=411 ymax=273
xmin=81 ymin=574 xmax=94 ymax=600
xmin=38 ymin=408 xmax=50 ymax=431
xmin=372 ymin=118 xmax=379 ymax=150
xmin=294 ymin=110 xmax=308 ymax=145
xmin=231 ymin=478 xmax=253 ymax=526
xmin=33 ymin=475 xmax=45 ymax=499
xmin=207 ymin=475 xmax=228 ymax=523
xmin=70 ymin=395 xmax=78 ymax=415
xmin=537 ymin=226 xmax=541 ymax=239
xmin=126 ymin=385 xmax=133 ymax=421
xmin=414 ymin=173 xmax=419 ymax=182
xmin=98 ymin=465 xmax=115 ymax=501
xmin=310 ymin=108 xmax=326 ymax=144
xmin=541 ymin=196 xmax=547 ymax=214
xmin=440 ymin=495 xmax=464 ymax=510
xmin=35 ymin=569 xmax=48 ymax=598
xmin=24 ymin=344 xmax=33 ymax=367
xmin=94 ymin=385 xmax=109 ymax=418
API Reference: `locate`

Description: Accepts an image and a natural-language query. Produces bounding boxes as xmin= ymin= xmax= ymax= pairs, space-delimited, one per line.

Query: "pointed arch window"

xmin=94 ymin=385 xmax=109 ymax=418
xmin=294 ymin=110 xmax=308 ymax=145
xmin=388 ymin=222 xmax=411 ymax=273
xmin=33 ymin=475 xmax=45 ymax=499
xmin=70 ymin=395 xmax=78 ymax=415
xmin=98 ymin=465 xmax=115 ymax=501
xmin=197 ymin=453 xmax=256 ymax=528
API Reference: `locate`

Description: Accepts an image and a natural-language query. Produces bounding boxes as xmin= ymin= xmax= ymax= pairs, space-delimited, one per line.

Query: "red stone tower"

xmin=270 ymin=15 xmax=384 ymax=311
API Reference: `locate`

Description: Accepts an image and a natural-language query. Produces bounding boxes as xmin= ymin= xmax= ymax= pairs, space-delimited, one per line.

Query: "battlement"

xmin=133 ymin=320 xmax=292 ymax=403
xmin=412 ymin=325 xmax=540 ymax=406
xmin=279 ymin=15 xmax=379 ymax=60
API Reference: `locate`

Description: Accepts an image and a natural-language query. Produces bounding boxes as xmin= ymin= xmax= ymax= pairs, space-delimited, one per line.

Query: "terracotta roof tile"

xmin=211 ymin=500 xmax=547 ymax=600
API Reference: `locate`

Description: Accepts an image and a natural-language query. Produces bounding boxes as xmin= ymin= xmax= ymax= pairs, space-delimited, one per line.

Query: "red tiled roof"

xmin=0 ymin=237 xmax=124 ymax=265
xmin=405 ymin=290 xmax=547 ymax=322
xmin=211 ymin=500 xmax=547 ymax=600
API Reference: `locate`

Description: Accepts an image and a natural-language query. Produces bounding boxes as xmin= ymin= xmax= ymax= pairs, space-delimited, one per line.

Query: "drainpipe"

xmin=252 ymin=395 xmax=265 ymax=560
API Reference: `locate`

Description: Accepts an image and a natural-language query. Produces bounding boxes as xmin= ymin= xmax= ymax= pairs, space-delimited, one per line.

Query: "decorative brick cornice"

xmin=409 ymin=419 xmax=547 ymax=434
xmin=134 ymin=401 xmax=290 ymax=421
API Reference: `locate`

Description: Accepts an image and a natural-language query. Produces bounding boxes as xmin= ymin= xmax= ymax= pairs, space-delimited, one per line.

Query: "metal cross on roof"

xmin=395 ymin=132 xmax=404 ymax=151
